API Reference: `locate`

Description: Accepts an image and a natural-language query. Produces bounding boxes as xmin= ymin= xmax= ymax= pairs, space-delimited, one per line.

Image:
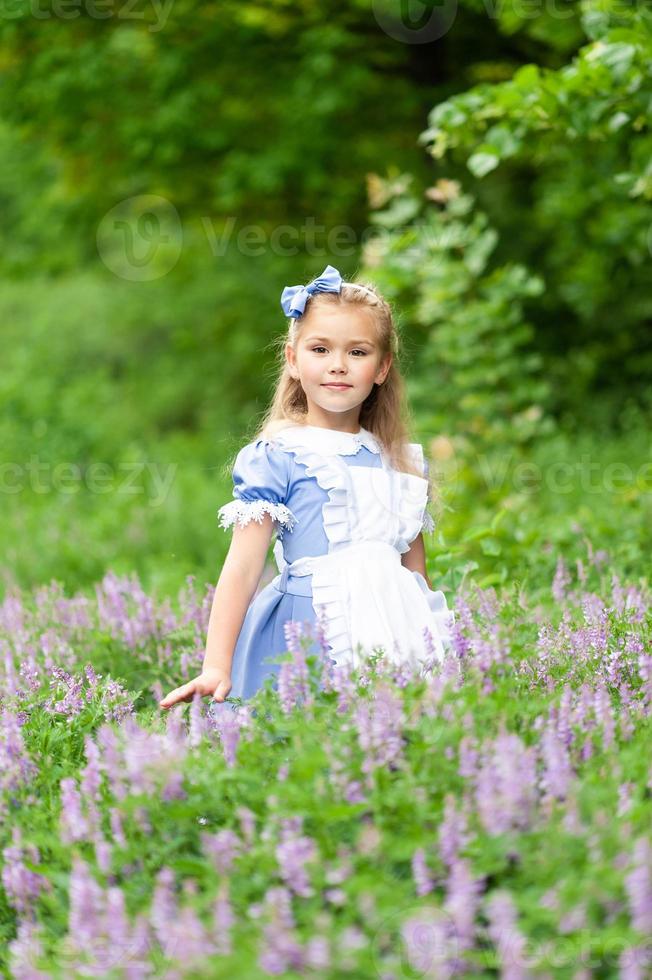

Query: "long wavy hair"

xmin=235 ymin=276 xmax=440 ymax=519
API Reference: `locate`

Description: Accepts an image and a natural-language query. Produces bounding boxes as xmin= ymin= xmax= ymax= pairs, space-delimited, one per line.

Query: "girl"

xmin=159 ymin=264 xmax=454 ymax=712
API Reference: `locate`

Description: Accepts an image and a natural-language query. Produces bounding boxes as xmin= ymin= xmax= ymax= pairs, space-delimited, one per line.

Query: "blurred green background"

xmin=1 ymin=0 xmax=650 ymax=603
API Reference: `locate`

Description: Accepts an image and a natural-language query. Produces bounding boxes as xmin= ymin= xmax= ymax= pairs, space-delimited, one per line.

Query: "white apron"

xmin=281 ymin=539 xmax=454 ymax=669
xmin=271 ymin=425 xmax=455 ymax=670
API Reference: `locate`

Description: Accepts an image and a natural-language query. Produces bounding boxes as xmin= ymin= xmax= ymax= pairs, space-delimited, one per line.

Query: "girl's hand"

xmin=159 ymin=667 xmax=232 ymax=710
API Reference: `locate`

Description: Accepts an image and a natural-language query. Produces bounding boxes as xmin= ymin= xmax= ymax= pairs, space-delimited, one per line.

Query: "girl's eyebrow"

xmin=304 ymin=336 xmax=375 ymax=346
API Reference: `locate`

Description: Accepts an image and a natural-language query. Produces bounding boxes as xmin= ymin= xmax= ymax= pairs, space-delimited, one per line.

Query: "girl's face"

xmin=285 ymin=306 xmax=392 ymax=430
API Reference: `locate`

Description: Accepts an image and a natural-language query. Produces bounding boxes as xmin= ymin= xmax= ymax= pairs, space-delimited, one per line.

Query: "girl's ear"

xmin=375 ymin=353 xmax=392 ymax=384
xmin=285 ymin=342 xmax=299 ymax=379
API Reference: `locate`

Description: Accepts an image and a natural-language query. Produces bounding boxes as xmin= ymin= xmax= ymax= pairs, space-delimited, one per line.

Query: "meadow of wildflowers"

xmin=1 ymin=544 xmax=651 ymax=978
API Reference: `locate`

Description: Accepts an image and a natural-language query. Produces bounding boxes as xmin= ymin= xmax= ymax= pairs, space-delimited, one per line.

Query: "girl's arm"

xmin=401 ymin=533 xmax=433 ymax=589
xmin=159 ymin=516 xmax=275 ymax=708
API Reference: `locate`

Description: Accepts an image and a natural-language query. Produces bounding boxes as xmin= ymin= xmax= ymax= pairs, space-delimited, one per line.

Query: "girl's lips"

xmin=322 ymin=383 xmax=352 ymax=388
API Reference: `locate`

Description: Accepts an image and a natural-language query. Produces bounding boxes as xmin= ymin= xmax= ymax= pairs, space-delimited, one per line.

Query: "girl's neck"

xmin=302 ymin=422 xmax=362 ymax=435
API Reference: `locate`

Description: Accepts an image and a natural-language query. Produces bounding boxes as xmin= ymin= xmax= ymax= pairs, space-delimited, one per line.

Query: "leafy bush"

xmin=361 ymin=172 xmax=554 ymax=452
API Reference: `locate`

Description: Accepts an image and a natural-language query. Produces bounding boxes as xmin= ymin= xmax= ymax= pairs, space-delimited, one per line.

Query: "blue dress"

xmin=215 ymin=424 xmax=454 ymax=703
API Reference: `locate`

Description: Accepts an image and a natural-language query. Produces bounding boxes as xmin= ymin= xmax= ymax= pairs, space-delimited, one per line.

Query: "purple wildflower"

xmin=59 ymin=777 xmax=89 ymax=844
xmin=276 ymin=827 xmax=317 ymax=898
xmin=475 ymin=730 xmax=538 ymax=836
xmin=202 ymin=828 xmax=241 ymax=875
xmin=278 ymin=620 xmax=313 ymax=713
xmin=8 ymin=919 xmax=49 ymax=979
xmin=619 ymin=944 xmax=652 ymax=980
xmin=2 ymin=826 xmax=48 ymax=916
xmin=539 ymin=725 xmax=574 ymax=804
xmin=150 ymin=867 xmax=178 ymax=950
xmin=258 ymin=886 xmax=305 ymax=975
xmin=444 ymin=857 xmax=483 ymax=958
xmin=552 ymin=556 xmax=571 ymax=603
xmin=438 ymin=793 xmax=470 ymax=868
xmin=624 ymin=837 xmax=652 ymax=935
xmin=210 ymin=701 xmax=249 ymax=767
xmin=0 ymin=710 xmax=38 ymax=810
xmin=412 ymin=846 xmax=434 ymax=896
xmin=401 ymin=910 xmax=452 ymax=977
xmin=213 ymin=880 xmax=235 ymax=956
xmin=354 ymin=682 xmax=405 ymax=774
xmin=486 ymin=890 xmax=531 ymax=979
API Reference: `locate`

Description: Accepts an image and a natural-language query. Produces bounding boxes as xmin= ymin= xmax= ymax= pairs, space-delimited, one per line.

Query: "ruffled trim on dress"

xmin=271 ymin=428 xmax=359 ymax=656
xmin=217 ymin=499 xmax=298 ymax=538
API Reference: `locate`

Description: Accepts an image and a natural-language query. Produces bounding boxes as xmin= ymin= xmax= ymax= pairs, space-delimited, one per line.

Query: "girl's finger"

xmin=213 ymin=682 xmax=228 ymax=703
xmin=160 ymin=682 xmax=195 ymax=707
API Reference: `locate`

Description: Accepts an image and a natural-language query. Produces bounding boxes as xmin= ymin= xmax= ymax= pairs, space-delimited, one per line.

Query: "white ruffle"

xmin=217 ymin=499 xmax=298 ymax=538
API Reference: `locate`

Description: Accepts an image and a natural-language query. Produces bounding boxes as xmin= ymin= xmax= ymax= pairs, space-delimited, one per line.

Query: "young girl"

xmin=159 ymin=264 xmax=454 ymax=712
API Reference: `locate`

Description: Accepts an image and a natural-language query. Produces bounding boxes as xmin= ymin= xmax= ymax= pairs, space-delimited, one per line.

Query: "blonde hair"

xmin=239 ymin=277 xmax=440 ymax=519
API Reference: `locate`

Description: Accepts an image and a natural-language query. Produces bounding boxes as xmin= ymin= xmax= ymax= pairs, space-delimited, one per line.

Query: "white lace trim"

xmin=272 ymin=424 xmax=381 ymax=457
xmin=422 ymin=508 xmax=436 ymax=534
xmin=217 ymin=499 xmax=298 ymax=538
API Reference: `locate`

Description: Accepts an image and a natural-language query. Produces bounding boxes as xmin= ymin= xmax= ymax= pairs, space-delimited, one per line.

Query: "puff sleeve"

xmin=217 ymin=438 xmax=298 ymax=539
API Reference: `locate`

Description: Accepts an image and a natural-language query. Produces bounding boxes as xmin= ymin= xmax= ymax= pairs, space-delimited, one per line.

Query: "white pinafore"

xmin=268 ymin=425 xmax=454 ymax=669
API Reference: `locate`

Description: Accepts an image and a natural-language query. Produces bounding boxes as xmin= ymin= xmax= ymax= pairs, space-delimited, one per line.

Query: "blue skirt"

xmin=228 ymin=570 xmax=323 ymax=702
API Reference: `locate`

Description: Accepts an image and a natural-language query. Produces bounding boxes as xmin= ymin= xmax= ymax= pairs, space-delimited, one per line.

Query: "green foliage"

xmin=0 ymin=1 xmax=440 ymax=234
xmin=361 ymin=172 xmax=554 ymax=449
xmin=418 ymin=0 xmax=652 ymax=409
xmin=429 ymin=413 xmax=652 ymax=596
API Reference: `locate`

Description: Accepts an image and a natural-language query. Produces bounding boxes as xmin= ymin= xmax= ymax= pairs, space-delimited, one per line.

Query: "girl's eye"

xmin=311 ymin=347 xmax=367 ymax=356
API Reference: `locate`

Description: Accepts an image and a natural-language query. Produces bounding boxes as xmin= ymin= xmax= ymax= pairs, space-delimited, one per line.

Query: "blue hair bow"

xmin=280 ymin=264 xmax=342 ymax=318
